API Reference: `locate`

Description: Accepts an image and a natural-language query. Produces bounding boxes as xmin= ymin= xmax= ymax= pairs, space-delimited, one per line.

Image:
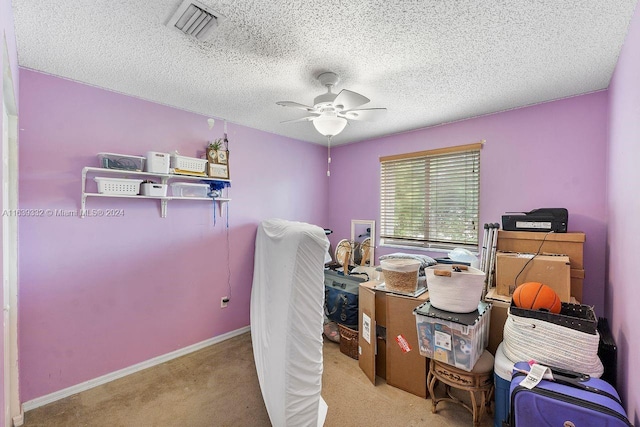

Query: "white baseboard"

xmin=12 ymin=410 xmax=24 ymax=427
xmin=22 ymin=326 xmax=251 ymax=412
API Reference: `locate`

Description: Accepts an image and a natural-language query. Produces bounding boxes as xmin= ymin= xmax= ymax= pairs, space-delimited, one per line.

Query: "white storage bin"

xmin=145 ymin=151 xmax=171 ymax=174
xmin=94 ymin=177 xmax=143 ymax=195
xmin=97 ymin=152 xmax=145 ymax=171
xmin=170 ymin=182 xmax=210 ymax=198
xmin=170 ymin=154 xmax=208 ymax=174
xmin=425 ymin=264 xmax=485 ymax=313
xmin=140 ymin=183 xmax=167 ymax=197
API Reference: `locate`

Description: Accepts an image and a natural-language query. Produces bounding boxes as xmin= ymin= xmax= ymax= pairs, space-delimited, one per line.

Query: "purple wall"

xmin=608 ymin=2 xmax=640 ymax=423
xmin=17 ymin=69 xmax=329 ymax=402
xmin=329 ymin=92 xmax=609 ymax=314
xmin=11 ymin=10 xmax=636 ymax=420
xmin=1 ymin=0 xmax=19 ymax=424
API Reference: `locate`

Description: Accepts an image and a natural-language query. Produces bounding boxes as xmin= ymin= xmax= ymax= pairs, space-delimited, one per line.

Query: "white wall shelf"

xmin=81 ymin=167 xmax=231 ymax=218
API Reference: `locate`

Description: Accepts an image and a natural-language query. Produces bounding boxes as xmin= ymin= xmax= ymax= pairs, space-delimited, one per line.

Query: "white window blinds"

xmin=380 ymin=142 xmax=481 ymax=250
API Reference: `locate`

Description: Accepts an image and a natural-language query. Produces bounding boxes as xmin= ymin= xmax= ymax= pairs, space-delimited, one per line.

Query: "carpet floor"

xmin=22 ymin=332 xmax=494 ymax=426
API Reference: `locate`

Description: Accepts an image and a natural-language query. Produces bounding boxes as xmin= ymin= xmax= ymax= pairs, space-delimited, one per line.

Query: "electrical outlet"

xmin=221 ymin=297 xmax=229 ymax=308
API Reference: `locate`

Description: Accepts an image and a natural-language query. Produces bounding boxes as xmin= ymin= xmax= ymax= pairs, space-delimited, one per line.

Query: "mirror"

xmin=351 ymin=220 xmax=375 ymax=267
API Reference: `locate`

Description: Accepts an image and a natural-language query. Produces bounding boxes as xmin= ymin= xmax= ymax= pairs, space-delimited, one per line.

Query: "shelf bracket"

xmin=81 ymin=168 xmax=88 ymax=218
xmin=161 ymin=199 xmax=168 ymax=218
xmin=80 ymin=195 xmax=87 ymax=218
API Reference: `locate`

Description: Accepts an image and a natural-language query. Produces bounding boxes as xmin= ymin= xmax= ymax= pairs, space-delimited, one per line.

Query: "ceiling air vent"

xmin=166 ymin=0 xmax=225 ymax=41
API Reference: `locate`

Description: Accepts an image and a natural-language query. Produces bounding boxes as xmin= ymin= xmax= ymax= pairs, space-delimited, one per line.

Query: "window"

xmin=380 ymin=142 xmax=482 ymax=251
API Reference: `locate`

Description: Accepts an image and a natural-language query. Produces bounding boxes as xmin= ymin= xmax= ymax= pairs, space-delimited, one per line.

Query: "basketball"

xmin=512 ymin=282 xmax=562 ymax=314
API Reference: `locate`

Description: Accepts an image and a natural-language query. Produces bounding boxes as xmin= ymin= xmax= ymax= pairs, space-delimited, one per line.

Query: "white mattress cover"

xmin=250 ymin=219 xmax=330 ymax=427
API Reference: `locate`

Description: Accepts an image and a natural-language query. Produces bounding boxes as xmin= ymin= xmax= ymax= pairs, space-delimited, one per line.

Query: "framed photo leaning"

xmin=208 ymin=162 xmax=230 ymax=179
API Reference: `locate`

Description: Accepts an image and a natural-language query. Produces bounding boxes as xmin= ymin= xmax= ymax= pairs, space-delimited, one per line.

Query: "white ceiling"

xmin=12 ymin=0 xmax=638 ymax=146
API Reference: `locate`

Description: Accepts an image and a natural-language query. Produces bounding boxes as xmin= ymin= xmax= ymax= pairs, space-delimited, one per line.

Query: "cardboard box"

xmin=485 ymin=288 xmax=511 ymax=355
xmin=358 ymin=281 xmax=429 ymax=398
xmin=414 ymin=301 xmax=491 ymax=371
xmin=497 ymin=230 xmax=585 ymax=269
xmin=571 ymin=269 xmax=585 ymax=302
xmin=496 ymin=252 xmax=571 ymax=301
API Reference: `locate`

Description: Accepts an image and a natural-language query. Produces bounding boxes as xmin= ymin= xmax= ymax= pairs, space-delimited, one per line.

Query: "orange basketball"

xmin=512 ymin=282 xmax=562 ymax=314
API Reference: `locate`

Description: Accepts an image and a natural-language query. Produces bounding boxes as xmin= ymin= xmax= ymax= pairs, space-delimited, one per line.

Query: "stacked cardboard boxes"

xmin=495 ymin=230 xmax=585 ymax=301
xmin=486 ymin=230 xmax=586 ymax=355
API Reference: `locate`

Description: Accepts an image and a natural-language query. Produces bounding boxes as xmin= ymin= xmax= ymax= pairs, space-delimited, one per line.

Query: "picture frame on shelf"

xmin=208 ymin=163 xmax=230 ymax=179
xmin=216 ymin=150 xmax=228 ymax=164
xmin=207 ymin=148 xmax=229 ymax=165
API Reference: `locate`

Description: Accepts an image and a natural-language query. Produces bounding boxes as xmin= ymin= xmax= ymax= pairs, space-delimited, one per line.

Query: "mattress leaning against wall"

xmin=250 ymin=218 xmax=331 ymax=427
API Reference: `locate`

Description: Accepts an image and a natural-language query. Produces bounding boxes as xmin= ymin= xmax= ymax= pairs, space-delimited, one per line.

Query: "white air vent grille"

xmin=167 ymin=0 xmax=225 ymax=41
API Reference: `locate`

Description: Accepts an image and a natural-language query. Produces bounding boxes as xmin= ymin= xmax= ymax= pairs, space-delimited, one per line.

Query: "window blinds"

xmin=380 ymin=143 xmax=481 ymax=250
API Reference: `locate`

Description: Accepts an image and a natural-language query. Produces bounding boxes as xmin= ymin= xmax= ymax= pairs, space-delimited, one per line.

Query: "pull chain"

xmin=327 ymin=135 xmax=332 ymax=177
xmin=223 ymin=120 xmax=229 ymax=150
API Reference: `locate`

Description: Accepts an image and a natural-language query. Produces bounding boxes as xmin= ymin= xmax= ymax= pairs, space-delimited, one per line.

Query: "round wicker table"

xmin=427 ymin=350 xmax=494 ymax=427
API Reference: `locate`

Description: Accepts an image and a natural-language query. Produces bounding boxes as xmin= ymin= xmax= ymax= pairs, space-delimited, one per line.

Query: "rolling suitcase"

xmin=507 ymin=361 xmax=632 ymax=427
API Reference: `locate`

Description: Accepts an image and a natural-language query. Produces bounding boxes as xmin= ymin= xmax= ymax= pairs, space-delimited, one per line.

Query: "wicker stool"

xmin=427 ymin=350 xmax=494 ymax=427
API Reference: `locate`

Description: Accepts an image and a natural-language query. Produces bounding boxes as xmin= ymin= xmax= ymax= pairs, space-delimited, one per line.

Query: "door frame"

xmin=3 ymin=34 xmax=22 ymax=427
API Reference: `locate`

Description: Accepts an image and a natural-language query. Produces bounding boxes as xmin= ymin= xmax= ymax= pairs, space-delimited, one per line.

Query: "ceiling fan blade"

xmin=342 ymin=108 xmax=387 ymax=121
xmin=280 ymin=115 xmax=318 ymax=124
xmin=276 ymin=101 xmax=316 ymax=112
xmin=333 ymin=89 xmax=370 ymax=111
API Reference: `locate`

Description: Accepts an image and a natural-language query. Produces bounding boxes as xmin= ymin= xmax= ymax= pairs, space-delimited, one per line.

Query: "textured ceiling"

xmin=12 ymin=0 xmax=638 ymax=146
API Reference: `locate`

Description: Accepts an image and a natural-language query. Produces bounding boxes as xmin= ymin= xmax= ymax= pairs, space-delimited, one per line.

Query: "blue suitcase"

xmin=507 ymin=361 xmax=632 ymax=427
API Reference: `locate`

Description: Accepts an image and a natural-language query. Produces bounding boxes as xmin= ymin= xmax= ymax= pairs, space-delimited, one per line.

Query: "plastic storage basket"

xmin=414 ymin=301 xmax=491 ymax=371
xmin=145 ymin=151 xmax=171 ymax=174
xmin=509 ymin=300 xmax=597 ymax=334
xmin=170 ymin=182 xmax=210 ymax=198
xmin=94 ymin=177 xmax=143 ymax=195
xmin=97 ymin=153 xmax=145 ymax=171
xmin=140 ymin=183 xmax=167 ymax=197
xmin=170 ymin=154 xmax=208 ymax=174
xmin=380 ymin=259 xmax=421 ymax=294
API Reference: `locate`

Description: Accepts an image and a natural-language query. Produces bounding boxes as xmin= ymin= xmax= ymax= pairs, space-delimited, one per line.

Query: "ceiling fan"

xmin=276 ymin=72 xmax=387 ymax=138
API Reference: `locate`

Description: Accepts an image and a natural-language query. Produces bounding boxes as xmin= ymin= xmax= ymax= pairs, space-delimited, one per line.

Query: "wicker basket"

xmin=338 ymin=324 xmax=359 ymax=360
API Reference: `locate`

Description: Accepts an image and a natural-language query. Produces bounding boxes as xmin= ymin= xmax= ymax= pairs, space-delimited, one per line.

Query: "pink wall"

xmin=608 ymin=1 xmax=640 ymax=423
xmin=1 ymin=0 xmax=19 ymax=424
xmin=328 ymin=92 xmax=609 ymax=314
xmin=17 ymin=69 xmax=329 ymax=402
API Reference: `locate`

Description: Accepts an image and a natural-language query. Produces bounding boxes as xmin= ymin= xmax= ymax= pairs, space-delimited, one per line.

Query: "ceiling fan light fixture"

xmin=277 ymin=71 xmax=386 ymax=140
xmin=313 ymin=115 xmax=347 ymax=137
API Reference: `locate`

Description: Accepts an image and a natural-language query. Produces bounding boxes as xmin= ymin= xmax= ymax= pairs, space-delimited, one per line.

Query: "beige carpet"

xmin=23 ymin=332 xmax=494 ymax=426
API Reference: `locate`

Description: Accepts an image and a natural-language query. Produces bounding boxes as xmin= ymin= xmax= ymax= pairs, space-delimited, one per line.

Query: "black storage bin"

xmin=509 ymin=300 xmax=597 ymax=335
xmin=598 ymin=317 xmax=617 ymax=388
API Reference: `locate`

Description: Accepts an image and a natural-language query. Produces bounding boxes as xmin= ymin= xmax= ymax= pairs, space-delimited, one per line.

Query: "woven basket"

xmin=338 ymin=324 xmax=359 ymax=360
xmin=425 ymin=264 xmax=485 ymax=313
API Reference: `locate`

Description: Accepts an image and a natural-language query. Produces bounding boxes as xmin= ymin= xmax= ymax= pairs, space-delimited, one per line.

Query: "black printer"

xmin=501 ymin=208 xmax=568 ymax=233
